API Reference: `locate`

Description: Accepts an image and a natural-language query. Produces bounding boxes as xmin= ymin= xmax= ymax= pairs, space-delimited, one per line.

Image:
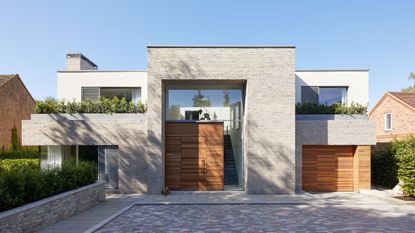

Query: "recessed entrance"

xmin=164 ymin=81 xmax=245 ymax=191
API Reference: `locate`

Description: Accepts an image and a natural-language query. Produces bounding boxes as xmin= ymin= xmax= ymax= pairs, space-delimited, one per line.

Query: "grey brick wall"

xmin=22 ymin=114 xmax=148 ymax=194
xmin=148 ymin=46 xmax=296 ymax=194
xmin=0 ymin=182 xmax=105 ymax=233
xmin=295 ymin=116 xmax=376 ymax=191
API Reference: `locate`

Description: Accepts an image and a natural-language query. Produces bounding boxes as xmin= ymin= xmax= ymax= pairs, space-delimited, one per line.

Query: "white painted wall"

xmin=57 ymin=71 xmax=148 ymax=102
xmin=57 ymin=70 xmax=368 ymax=106
xmin=295 ymin=70 xmax=369 ymax=105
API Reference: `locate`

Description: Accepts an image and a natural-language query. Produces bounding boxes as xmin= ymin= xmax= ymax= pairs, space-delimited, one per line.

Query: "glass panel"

xmin=166 ymin=85 xmax=244 ymax=190
xmin=301 ymin=86 xmax=319 ymax=104
xmin=167 ymin=89 xmax=242 ymax=123
xmin=100 ymin=87 xmax=141 ymax=102
xmin=385 ymin=114 xmax=392 ymax=130
xmin=319 ymin=87 xmax=347 ymax=105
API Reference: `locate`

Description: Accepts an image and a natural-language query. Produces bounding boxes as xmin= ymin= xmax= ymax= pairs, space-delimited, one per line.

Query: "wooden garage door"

xmin=302 ymin=145 xmax=355 ymax=192
xmin=165 ymin=122 xmax=224 ymax=191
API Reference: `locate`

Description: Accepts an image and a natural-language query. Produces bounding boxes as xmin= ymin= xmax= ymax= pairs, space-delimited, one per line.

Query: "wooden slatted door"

xmin=201 ymin=123 xmax=224 ymax=190
xmin=302 ymin=146 xmax=355 ymax=192
xmin=165 ymin=136 xmax=182 ymax=190
xmin=181 ymin=136 xmax=207 ymax=190
xmin=165 ymin=122 xmax=224 ymax=191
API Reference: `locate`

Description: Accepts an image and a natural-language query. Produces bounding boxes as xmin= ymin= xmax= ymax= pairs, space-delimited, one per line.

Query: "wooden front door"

xmin=165 ymin=122 xmax=224 ymax=191
xmin=302 ymin=145 xmax=355 ymax=192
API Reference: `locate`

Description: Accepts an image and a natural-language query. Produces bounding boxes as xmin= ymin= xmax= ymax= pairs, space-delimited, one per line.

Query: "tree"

xmin=9 ymin=126 xmax=20 ymax=151
xmin=192 ymin=90 xmax=211 ymax=107
xmin=401 ymin=72 xmax=415 ymax=92
xmin=223 ymin=90 xmax=230 ymax=107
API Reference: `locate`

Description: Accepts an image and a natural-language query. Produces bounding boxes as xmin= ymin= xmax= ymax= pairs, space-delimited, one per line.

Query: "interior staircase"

xmin=224 ymin=135 xmax=238 ymax=186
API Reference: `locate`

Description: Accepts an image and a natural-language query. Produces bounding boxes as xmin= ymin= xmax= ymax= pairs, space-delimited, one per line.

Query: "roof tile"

xmin=389 ymin=91 xmax=415 ymax=109
xmin=0 ymin=74 xmax=17 ymax=87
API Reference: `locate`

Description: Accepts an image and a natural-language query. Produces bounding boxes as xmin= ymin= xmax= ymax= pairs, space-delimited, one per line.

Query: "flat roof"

xmin=147 ymin=45 xmax=296 ymax=48
xmin=57 ymin=70 xmax=147 ymax=73
xmin=296 ymin=69 xmax=369 ymax=72
xmin=58 ymin=69 xmax=369 ymax=73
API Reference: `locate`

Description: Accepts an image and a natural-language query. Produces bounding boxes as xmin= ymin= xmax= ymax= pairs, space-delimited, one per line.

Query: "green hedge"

xmin=0 ymin=149 xmax=40 ymax=159
xmin=296 ymin=102 xmax=368 ymax=114
xmin=0 ymin=159 xmax=40 ymax=172
xmin=371 ymin=149 xmax=399 ymax=188
xmin=0 ymin=161 xmax=97 ymax=211
xmin=34 ymin=97 xmax=147 ymax=114
xmin=392 ymin=135 xmax=415 ymax=197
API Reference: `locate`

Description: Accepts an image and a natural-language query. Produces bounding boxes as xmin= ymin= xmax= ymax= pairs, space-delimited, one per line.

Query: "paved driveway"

xmin=95 ymin=197 xmax=415 ymax=232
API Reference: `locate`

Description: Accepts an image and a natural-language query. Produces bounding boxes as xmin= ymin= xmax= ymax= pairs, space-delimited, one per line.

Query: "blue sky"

xmin=1 ymin=0 xmax=414 ymax=107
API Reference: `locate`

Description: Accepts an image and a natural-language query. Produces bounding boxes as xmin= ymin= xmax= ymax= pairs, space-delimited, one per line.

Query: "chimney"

xmin=66 ymin=53 xmax=98 ymax=71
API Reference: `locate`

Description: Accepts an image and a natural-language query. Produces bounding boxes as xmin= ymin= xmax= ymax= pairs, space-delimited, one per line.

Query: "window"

xmin=301 ymin=86 xmax=319 ymax=104
xmin=384 ymin=113 xmax=392 ymax=131
xmin=319 ymin=87 xmax=347 ymax=105
xmin=81 ymin=87 xmax=100 ymax=101
xmin=301 ymin=86 xmax=347 ymax=105
xmin=166 ymin=87 xmax=243 ymax=123
xmin=81 ymin=87 xmax=141 ymax=102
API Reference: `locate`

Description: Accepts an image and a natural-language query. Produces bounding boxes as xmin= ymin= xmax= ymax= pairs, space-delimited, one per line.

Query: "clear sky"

xmin=1 ymin=0 xmax=414 ymax=107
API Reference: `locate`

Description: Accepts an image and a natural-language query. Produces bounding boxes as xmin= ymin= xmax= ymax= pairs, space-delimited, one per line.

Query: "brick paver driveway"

xmin=95 ymin=201 xmax=415 ymax=232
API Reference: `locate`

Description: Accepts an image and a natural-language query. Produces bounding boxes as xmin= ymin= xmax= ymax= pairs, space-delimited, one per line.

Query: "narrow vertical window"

xmin=384 ymin=113 xmax=392 ymax=131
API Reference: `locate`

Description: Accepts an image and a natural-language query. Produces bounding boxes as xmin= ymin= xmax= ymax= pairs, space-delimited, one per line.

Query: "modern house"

xmin=0 ymin=74 xmax=35 ymax=151
xmin=22 ymin=46 xmax=376 ymax=194
xmin=369 ymin=91 xmax=415 ymax=147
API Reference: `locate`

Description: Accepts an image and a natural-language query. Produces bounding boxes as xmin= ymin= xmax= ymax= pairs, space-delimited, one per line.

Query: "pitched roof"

xmin=0 ymin=74 xmax=35 ymax=103
xmin=389 ymin=92 xmax=415 ymax=109
xmin=369 ymin=91 xmax=415 ymax=116
xmin=0 ymin=74 xmax=17 ymax=87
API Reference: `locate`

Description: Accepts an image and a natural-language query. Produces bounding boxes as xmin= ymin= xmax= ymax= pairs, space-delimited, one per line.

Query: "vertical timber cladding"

xmin=165 ymin=122 xmax=224 ymax=191
xmin=302 ymin=145 xmax=371 ymax=192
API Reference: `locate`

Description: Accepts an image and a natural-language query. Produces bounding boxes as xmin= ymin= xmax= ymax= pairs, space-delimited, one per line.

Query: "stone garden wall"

xmin=0 ymin=182 xmax=105 ymax=233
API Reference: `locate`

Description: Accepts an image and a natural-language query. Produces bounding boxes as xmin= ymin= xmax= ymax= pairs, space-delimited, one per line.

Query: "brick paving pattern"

xmin=95 ymin=203 xmax=415 ymax=232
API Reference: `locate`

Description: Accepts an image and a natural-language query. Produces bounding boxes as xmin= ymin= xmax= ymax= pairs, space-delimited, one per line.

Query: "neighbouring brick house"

xmin=369 ymin=92 xmax=415 ymax=148
xmin=0 ymin=74 xmax=35 ymax=151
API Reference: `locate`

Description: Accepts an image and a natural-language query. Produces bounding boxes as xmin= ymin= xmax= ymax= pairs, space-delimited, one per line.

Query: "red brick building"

xmin=0 ymin=74 xmax=35 ymax=151
xmin=369 ymin=92 xmax=415 ymax=145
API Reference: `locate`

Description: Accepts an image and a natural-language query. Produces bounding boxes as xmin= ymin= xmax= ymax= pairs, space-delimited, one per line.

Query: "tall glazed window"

xmin=166 ymin=83 xmax=245 ymax=190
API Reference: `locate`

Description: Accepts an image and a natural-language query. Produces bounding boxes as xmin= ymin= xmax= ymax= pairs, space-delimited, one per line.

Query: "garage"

xmin=302 ymin=145 xmax=371 ymax=192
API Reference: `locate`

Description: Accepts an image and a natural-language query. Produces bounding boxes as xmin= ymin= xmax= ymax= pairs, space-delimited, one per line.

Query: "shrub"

xmin=9 ymin=126 xmax=20 ymax=151
xmin=371 ymin=149 xmax=399 ymax=188
xmin=391 ymin=135 xmax=415 ymax=197
xmin=0 ymin=149 xmax=40 ymax=159
xmin=0 ymin=159 xmax=40 ymax=172
xmin=34 ymin=97 xmax=147 ymax=114
xmin=0 ymin=161 xmax=97 ymax=211
xmin=296 ymin=102 xmax=368 ymax=114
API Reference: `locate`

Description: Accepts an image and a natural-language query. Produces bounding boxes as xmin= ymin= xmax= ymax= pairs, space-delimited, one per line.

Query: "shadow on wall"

xmin=246 ymin=117 xmax=295 ymax=194
xmin=153 ymin=56 xmax=296 ymax=194
xmin=42 ymin=116 xmax=150 ymax=194
xmin=161 ymin=55 xmax=208 ymax=80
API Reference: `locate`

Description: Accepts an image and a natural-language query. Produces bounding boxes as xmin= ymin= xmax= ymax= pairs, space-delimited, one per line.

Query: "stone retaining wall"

xmin=0 ymin=182 xmax=105 ymax=233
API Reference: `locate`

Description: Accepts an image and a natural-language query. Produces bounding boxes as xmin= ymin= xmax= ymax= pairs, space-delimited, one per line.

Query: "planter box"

xmin=0 ymin=182 xmax=105 ymax=233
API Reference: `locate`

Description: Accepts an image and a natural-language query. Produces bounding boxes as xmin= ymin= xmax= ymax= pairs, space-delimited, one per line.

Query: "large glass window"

xmin=166 ymin=84 xmax=244 ymax=190
xmin=81 ymin=87 xmax=141 ymax=102
xmin=319 ymin=87 xmax=347 ymax=105
xmin=301 ymin=86 xmax=347 ymax=105
xmin=167 ymin=88 xmax=242 ymax=125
